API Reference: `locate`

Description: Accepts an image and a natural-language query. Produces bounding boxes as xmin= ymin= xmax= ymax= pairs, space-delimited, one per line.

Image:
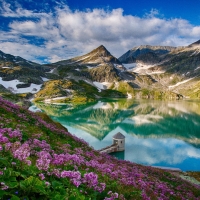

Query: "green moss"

xmin=101 ymin=89 xmax=126 ymax=98
xmin=180 ymin=80 xmax=200 ymax=99
xmin=34 ymin=79 xmax=126 ymax=103
xmin=113 ymin=81 xmax=135 ymax=97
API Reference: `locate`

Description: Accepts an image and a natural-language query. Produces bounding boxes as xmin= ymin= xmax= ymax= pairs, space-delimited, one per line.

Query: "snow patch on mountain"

xmin=123 ymin=62 xmax=165 ymax=74
xmin=65 ymin=89 xmax=72 ymax=93
xmin=0 ymin=77 xmax=42 ymax=93
xmin=84 ymin=80 xmax=92 ymax=85
xmin=92 ymin=81 xmax=112 ymax=92
xmin=49 ymin=68 xmax=55 ymax=73
xmin=123 ymin=63 xmax=137 ymax=70
xmin=93 ymin=82 xmax=107 ymax=90
xmin=102 ymin=82 xmax=112 ymax=88
xmin=87 ymin=66 xmax=94 ymax=69
xmin=93 ymin=82 xmax=103 ymax=92
xmin=15 ymin=84 xmax=42 ymax=94
xmin=168 ymin=78 xmax=194 ymax=89
xmin=190 ymin=51 xmax=200 ymax=56
xmin=195 ymin=66 xmax=200 ymax=71
xmin=0 ymin=78 xmax=23 ymax=90
xmin=133 ymin=63 xmax=155 ymax=73
xmin=41 ymin=77 xmax=49 ymax=81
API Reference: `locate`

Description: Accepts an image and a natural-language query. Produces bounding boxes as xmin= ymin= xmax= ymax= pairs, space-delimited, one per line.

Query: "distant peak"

xmin=57 ymin=44 xmax=121 ymax=65
xmin=88 ymin=45 xmax=111 ymax=56
xmin=188 ymin=39 xmax=200 ymax=47
xmin=132 ymin=45 xmax=175 ymax=51
xmin=95 ymin=45 xmax=108 ymax=51
xmin=98 ymin=45 xmax=106 ymax=48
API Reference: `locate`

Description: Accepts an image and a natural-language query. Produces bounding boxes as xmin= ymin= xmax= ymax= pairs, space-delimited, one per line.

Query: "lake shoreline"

xmin=32 ymin=99 xmax=200 ymax=171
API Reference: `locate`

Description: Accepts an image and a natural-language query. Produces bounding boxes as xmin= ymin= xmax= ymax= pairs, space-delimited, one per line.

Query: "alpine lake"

xmin=30 ymin=99 xmax=200 ymax=171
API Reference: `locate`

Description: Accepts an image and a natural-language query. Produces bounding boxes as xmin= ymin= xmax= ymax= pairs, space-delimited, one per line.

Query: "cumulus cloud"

xmin=0 ymin=1 xmax=200 ymax=63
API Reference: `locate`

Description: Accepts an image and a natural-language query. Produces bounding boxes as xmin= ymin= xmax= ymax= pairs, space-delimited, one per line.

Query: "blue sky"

xmin=67 ymin=0 xmax=200 ymax=25
xmin=0 ymin=0 xmax=200 ymax=63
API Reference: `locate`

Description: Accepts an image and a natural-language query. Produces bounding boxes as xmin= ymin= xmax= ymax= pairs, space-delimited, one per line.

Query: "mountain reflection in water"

xmin=33 ymin=99 xmax=200 ymax=171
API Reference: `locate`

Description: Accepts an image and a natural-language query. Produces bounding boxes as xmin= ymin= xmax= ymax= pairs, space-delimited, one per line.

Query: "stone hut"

xmin=113 ymin=132 xmax=125 ymax=151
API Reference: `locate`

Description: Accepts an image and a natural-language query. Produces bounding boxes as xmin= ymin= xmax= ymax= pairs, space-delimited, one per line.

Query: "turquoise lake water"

xmin=31 ymin=99 xmax=200 ymax=171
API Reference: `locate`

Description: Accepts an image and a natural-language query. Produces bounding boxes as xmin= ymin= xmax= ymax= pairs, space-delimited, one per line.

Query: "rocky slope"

xmin=0 ymin=50 xmax=57 ymax=105
xmin=1 ymin=40 xmax=200 ymax=103
xmin=41 ymin=45 xmax=183 ymax=101
xmin=0 ymin=50 xmax=40 ymax=69
xmin=119 ymin=40 xmax=200 ymax=99
xmin=46 ymin=45 xmax=125 ymax=83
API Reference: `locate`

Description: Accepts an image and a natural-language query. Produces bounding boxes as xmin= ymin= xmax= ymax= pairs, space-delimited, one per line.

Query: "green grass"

xmin=34 ymin=79 xmax=126 ymax=103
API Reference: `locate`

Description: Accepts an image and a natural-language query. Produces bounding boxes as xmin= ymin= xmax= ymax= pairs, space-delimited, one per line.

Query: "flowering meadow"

xmin=0 ymin=97 xmax=200 ymax=200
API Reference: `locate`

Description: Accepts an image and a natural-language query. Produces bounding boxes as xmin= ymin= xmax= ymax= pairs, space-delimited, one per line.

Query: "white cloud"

xmin=0 ymin=2 xmax=200 ymax=63
xmin=0 ymin=0 xmax=48 ymax=18
xmin=49 ymin=54 xmax=64 ymax=63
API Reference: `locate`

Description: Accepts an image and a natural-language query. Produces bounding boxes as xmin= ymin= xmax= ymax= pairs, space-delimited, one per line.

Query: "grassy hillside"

xmin=178 ymin=80 xmax=200 ymax=99
xmin=0 ymin=88 xmax=32 ymax=108
xmin=0 ymin=97 xmax=200 ymax=199
xmin=109 ymin=81 xmax=182 ymax=100
xmin=34 ymin=79 xmax=125 ymax=103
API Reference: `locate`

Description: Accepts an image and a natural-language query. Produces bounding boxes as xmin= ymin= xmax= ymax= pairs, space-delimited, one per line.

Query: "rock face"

xmin=88 ymin=63 xmax=120 ymax=82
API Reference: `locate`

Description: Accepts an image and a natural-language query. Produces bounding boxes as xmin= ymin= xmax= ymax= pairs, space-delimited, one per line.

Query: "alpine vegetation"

xmin=0 ymin=97 xmax=200 ymax=199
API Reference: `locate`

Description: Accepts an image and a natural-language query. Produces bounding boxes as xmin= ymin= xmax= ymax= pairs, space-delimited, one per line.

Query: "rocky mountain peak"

xmin=118 ymin=45 xmax=175 ymax=64
xmin=86 ymin=45 xmax=121 ymax=64
xmin=88 ymin=45 xmax=113 ymax=57
xmin=95 ymin=45 xmax=107 ymax=51
xmin=54 ymin=45 xmax=121 ymax=65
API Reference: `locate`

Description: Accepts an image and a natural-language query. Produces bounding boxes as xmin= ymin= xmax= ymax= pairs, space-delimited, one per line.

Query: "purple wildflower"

xmin=39 ymin=173 xmax=45 ymax=180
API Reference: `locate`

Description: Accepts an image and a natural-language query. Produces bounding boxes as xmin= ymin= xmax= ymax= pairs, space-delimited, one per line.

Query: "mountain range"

xmin=0 ymin=40 xmax=200 ymax=104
